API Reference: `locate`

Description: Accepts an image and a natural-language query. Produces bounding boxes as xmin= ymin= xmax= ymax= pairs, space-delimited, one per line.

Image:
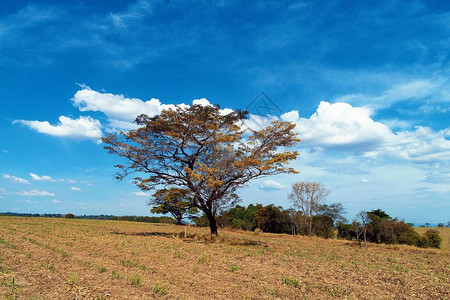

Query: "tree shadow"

xmin=111 ymin=231 xmax=174 ymax=238
xmin=110 ymin=230 xmax=266 ymax=246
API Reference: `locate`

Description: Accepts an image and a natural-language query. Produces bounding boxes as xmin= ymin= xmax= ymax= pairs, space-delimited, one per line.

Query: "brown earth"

xmin=0 ymin=216 xmax=449 ymax=299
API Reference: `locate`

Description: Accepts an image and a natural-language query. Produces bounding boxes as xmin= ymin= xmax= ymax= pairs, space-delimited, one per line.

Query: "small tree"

xmin=318 ymin=203 xmax=347 ymax=226
xmin=288 ymin=182 xmax=330 ymax=236
xmin=437 ymin=223 xmax=444 ymax=228
xmin=425 ymin=222 xmax=431 ymax=227
xmin=65 ymin=213 xmax=75 ymax=219
xmin=103 ymin=104 xmax=300 ymax=235
xmin=356 ymin=211 xmax=369 ymax=247
xmin=351 ymin=221 xmax=363 ymax=243
xmin=447 ymin=221 xmax=450 ymax=227
xmin=149 ymin=188 xmax=198 ymax=225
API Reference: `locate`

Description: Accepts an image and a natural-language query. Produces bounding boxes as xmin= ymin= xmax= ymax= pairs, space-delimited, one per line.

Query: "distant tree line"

xmin=192 ymin=203 xmax=337 ymax=239
xmin=337 ymin=209 xmax=442 ymax=248
xmin=0 ymin=212 xmax=174 ymax=224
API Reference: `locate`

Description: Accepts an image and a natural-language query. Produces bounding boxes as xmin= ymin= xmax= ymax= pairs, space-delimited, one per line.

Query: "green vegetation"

xmin=337 ymin=209 xmax=442 ymax=248
xmin=152 ymin=284 xmax=167 ymax=295
xmin=282 ymin=277 xmax=299 ymax=288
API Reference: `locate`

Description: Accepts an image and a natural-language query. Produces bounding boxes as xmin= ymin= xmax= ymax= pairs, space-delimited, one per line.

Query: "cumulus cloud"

xmin=134 ymin=191 xmax=151 ymax=197
xmin=30 ymin=173 xmax=56 ymax=182
xmin=14 ymin=116 xmax=102 ymax=142
xmin=72 ymin=88 xmax=178 ymax=122
xmin=282 ymin=101 xmax=392 ymax=151
xmin=259 ymin=180 xmax=285 ymax=191
xmin=279 ymin=101 xmax=450 ymax=163
xmin=3 ymin=174 xmax=30 ymax=184
xmin=20 ymin=189 xmax=55 ymax=196
xmin=70 ymin=187 xmax=82 ymax=192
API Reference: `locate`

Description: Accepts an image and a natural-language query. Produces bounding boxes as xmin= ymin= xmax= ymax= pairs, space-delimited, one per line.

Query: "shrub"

xmin=398 ymin=230 xmax=421 ymax=246
xmin=425 ymin=230 xmax=442 ymax=249
xmin=65 ymin=213 xmax=75 ymax=219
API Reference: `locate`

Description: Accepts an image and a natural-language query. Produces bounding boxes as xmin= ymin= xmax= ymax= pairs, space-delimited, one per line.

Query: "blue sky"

xmin=1 ymin=0 xmax=449 ymax=224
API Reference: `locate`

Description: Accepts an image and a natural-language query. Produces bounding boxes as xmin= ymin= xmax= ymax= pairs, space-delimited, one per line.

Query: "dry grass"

xmin=0 ymin=216 xmax=449 ymax=299
xmin=414 ymin=227 xmax=450 ymax=250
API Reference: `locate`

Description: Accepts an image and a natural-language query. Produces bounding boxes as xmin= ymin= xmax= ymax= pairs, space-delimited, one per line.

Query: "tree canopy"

xmin=103 ymin=104 xmax=300 ymax=235
xmin=149 ymin=188 xmax=198 ymax=225
xmin=288 ymin=182 xmax=330 ymax=236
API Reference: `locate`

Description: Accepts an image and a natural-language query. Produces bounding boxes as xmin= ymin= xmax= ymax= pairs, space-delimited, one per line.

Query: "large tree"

xmin=103 ymin=104 xmax=300 ymax=235
xmin=288 ymin=182 xmax=330 ymax=236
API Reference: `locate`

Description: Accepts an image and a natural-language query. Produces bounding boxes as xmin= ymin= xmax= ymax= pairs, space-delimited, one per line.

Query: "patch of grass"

xmin=326 ymin=286 xmax=344 ymax=297
xmin=98 ymin=266 xmax=107 ymax=273
xmin=130 ymin=274 xmax=142 ymax=286
xmin=0 ymin=265 xmax=11 ymax=274
xmin=138 ymin=264 xmax=146 ymax=271
xmin=282 ymin=277 xmax=299 ymax=288
xmin=230 ymin=265 xmax=240 ymax=272
xmin=0 ymin=236 xmax=17 ymax=249
xmin=111 ymin=271 xmax=120 ymax=279
xmin=120 ymin=259 xmax=136 ymax=268
xmin=70 ymin=273 xmax=78 ymax=287
xmin=153 ymin=283 xmax=167 ymax=295
xmin=42 ymin=260 xmax=54 ymax=272
xmin=198 ymin=253 xmax=209 ymax=264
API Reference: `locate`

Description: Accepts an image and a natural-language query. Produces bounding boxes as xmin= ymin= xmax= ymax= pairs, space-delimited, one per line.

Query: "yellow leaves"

xmin=234 ymin=161 xmax=244 ymax=168
xmin=206 ymin=177 xmax=224 ymax=189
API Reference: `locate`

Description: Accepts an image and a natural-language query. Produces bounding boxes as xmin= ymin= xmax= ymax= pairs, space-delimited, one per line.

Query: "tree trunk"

xmin=363 ymin=227 xmax=367 ymax=247
xmin=308 ymin=216 xmax=312 ymax=236
xmin=205 ymin=210 xmax=218 ymax=236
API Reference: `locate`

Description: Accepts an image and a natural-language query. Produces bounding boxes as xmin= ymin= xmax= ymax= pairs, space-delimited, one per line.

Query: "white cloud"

xmin=361 ymin=178 xmax=370 ymax=183
xmin=134 ymin=191 xmax=150 ymax=197
xmin=14 ymin=116 xmax=102 ymax=142
xmin=2 ymin=150 xmax=8 ymax=153
xmin=30 ymin=173 xmax=56 ymax=182
xmin=385 ymin=126 xmax=450 ymax=163
xmin=3 ymin=174 xmax=30 ymax=184
xmin=52 ymin=199 xmax=62 ymax=203
xmin=335 ymin=79 xmax=439 ymax=109
xmin=72 ymin=88 xmax=177 ymax=122
xmin=279 ymin=101 xmax=450 ymax=164
xmin=259 ymin=180 xmax=285 ymax=191
xmin=70 ymin=187 xmax=82 ymax=192
xmin=71 ymin=88 xmax=224 ymax=130
xmin=283 ymin=101 xmax=392 ymax=151
xmin=192 ymin=98 xmax=212 ymax=107
xmin=20 ymin=189 xmax=55 ymax=196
